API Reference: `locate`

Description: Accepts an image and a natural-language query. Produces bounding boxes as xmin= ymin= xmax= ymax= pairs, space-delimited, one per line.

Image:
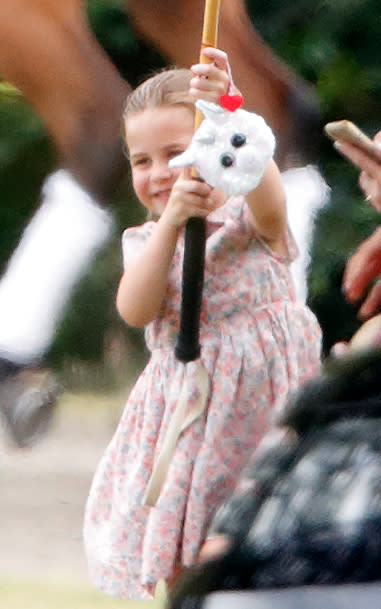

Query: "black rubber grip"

xmin=175 ymin=216 xmax=206 ymax=362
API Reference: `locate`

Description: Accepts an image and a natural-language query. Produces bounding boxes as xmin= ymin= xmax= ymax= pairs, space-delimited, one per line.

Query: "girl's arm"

xmin=194 ymin=49 xmax=287 ymax=254
xmin=245 ymin=159 xmax=288 ymax=256
xmin=117 ymin=169 xmax=214 ymax=327
xmin=116 ymin=217 xmax=179 ymax=328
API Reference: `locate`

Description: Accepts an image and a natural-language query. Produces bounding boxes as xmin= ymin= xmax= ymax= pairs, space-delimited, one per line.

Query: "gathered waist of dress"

xmin=146 ymin=297 xmax=306 ymax=353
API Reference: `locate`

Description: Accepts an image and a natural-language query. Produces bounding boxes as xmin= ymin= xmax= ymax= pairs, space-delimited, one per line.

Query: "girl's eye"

xmin=132 ymin=157 xmax=150 ymax=167
xmin=168 ymin=149 xmax=184 ymax=160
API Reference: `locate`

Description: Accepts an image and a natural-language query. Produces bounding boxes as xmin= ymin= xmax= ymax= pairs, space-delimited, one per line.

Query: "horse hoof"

xmin=0 ymin=363 xmax=59 ymax=447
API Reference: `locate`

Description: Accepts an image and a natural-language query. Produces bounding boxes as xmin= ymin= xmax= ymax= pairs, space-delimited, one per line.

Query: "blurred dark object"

xmin=203 ymin=584 xmax=381 ymax=609
xmin=308 ymin=256 xmax=362 ymax=355
xmin=0 ymin=360 xmax=58 ymax=447
xmin=169 ymin=350 xmax=381 ymax=608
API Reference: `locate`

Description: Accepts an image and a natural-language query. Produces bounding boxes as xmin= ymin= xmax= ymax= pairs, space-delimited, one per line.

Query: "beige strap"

xmin=142 ymin=361 xmax=210 ymax=507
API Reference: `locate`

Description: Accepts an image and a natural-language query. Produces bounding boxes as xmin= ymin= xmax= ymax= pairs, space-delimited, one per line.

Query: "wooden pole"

xmin=194 ymin=0 xmax=221 ymax=130
xmin=175 ymin=0 xmax=221 ymax=363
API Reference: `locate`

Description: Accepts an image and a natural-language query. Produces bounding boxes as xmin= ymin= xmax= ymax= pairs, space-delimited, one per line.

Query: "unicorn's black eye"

xmin=231 ymin=133 xmax=246 ymax=148
xmin=220 ymin=153 xmax=235 ymax=168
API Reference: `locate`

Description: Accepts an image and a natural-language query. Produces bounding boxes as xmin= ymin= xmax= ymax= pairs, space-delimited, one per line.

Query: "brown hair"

xmin=123 ymin=68 xmax=195 ymax=126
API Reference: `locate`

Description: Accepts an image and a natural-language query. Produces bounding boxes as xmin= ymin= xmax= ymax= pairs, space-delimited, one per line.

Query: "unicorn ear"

xmin=168 ymin=149 xmax=195 ymax=168
xmin=194 ymin=131 xmax=215 ymax=145
xmin=195 ymin=99 xmax=224 ymax=122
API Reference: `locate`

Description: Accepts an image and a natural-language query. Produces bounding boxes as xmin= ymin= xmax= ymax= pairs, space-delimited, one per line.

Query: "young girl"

xmin=83 ymin=48 xmax=322 ymax=599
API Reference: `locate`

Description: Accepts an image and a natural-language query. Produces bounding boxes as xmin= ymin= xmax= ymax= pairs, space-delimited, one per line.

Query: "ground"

xmin=1 ymin=392 xmax=120 ymax=582
xmin=0 ymin=391 xmax=161 ymax=607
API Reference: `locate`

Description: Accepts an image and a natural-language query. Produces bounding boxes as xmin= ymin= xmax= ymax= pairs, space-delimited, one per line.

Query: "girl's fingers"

xmin=191 ymin=62 xmax=228 ymax=80
xmin=177 ymin=179 xmax=211 ymax=198
xmin=190 ymin=76 xmax=228 ymax=93
xmin=191 ymin=48 xmax=239 ymax=99
xmin=189 ymin=78 xmax=210 ymax=93
xmin=199 ymin=47 xmax=228 ymax=69
xmin=171 ymin=189 xmax=215 ymax=218
xmin=191 ymin=57 xmax=230 ymax=94
xmin=189 ymin=85 xmax=227 ymax=102
xmin=189 ymin=71 xmax=229 ymax=96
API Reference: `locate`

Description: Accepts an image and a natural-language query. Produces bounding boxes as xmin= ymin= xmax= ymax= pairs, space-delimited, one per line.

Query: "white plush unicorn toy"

xmin=169 ymin=97 xmax=276 ymax=196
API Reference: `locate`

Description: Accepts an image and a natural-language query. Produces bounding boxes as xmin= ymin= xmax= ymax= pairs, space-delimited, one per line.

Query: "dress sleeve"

xmin=121 ymin=222 xmax=155 ymax=269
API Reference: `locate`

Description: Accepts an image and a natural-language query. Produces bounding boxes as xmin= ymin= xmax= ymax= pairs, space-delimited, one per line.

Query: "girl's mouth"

xmin=153 ymin=189 xmax=171 ymax=202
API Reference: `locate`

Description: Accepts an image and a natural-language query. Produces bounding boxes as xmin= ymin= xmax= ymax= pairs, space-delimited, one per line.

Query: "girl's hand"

xmin=189 ymin=47 xmax=239 ymax=104
xmin=161 ymin=167 xmax=217 ymax=228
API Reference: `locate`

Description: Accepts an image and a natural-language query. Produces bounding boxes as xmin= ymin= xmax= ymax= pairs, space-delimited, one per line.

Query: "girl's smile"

xmin=126 ymin=105 xmax=194 ymax=215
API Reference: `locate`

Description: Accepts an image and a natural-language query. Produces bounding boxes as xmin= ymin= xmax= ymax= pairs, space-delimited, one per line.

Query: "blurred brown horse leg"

xmin=127 ymin=0 xmax=320 ymax=166
xmin=0 ymin=0 xmax=319 ymax=199
xmin=0 ymin=1 xmax=130 ymax=445
xmin=0 ymin=0 xmax=129 ymax=201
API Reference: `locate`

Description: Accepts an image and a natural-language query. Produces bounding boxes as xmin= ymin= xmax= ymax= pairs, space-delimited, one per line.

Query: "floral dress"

xmin=83 ymin=196 xmax=322 ymax=599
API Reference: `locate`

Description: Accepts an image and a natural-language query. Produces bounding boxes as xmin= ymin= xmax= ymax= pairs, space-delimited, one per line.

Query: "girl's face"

xmin=125 ymin=105 xmax=194 ymax=216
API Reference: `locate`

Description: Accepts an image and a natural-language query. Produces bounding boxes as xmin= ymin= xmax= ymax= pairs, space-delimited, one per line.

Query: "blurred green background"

xmin=1 ymin=0 xmax=381 ymax=388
